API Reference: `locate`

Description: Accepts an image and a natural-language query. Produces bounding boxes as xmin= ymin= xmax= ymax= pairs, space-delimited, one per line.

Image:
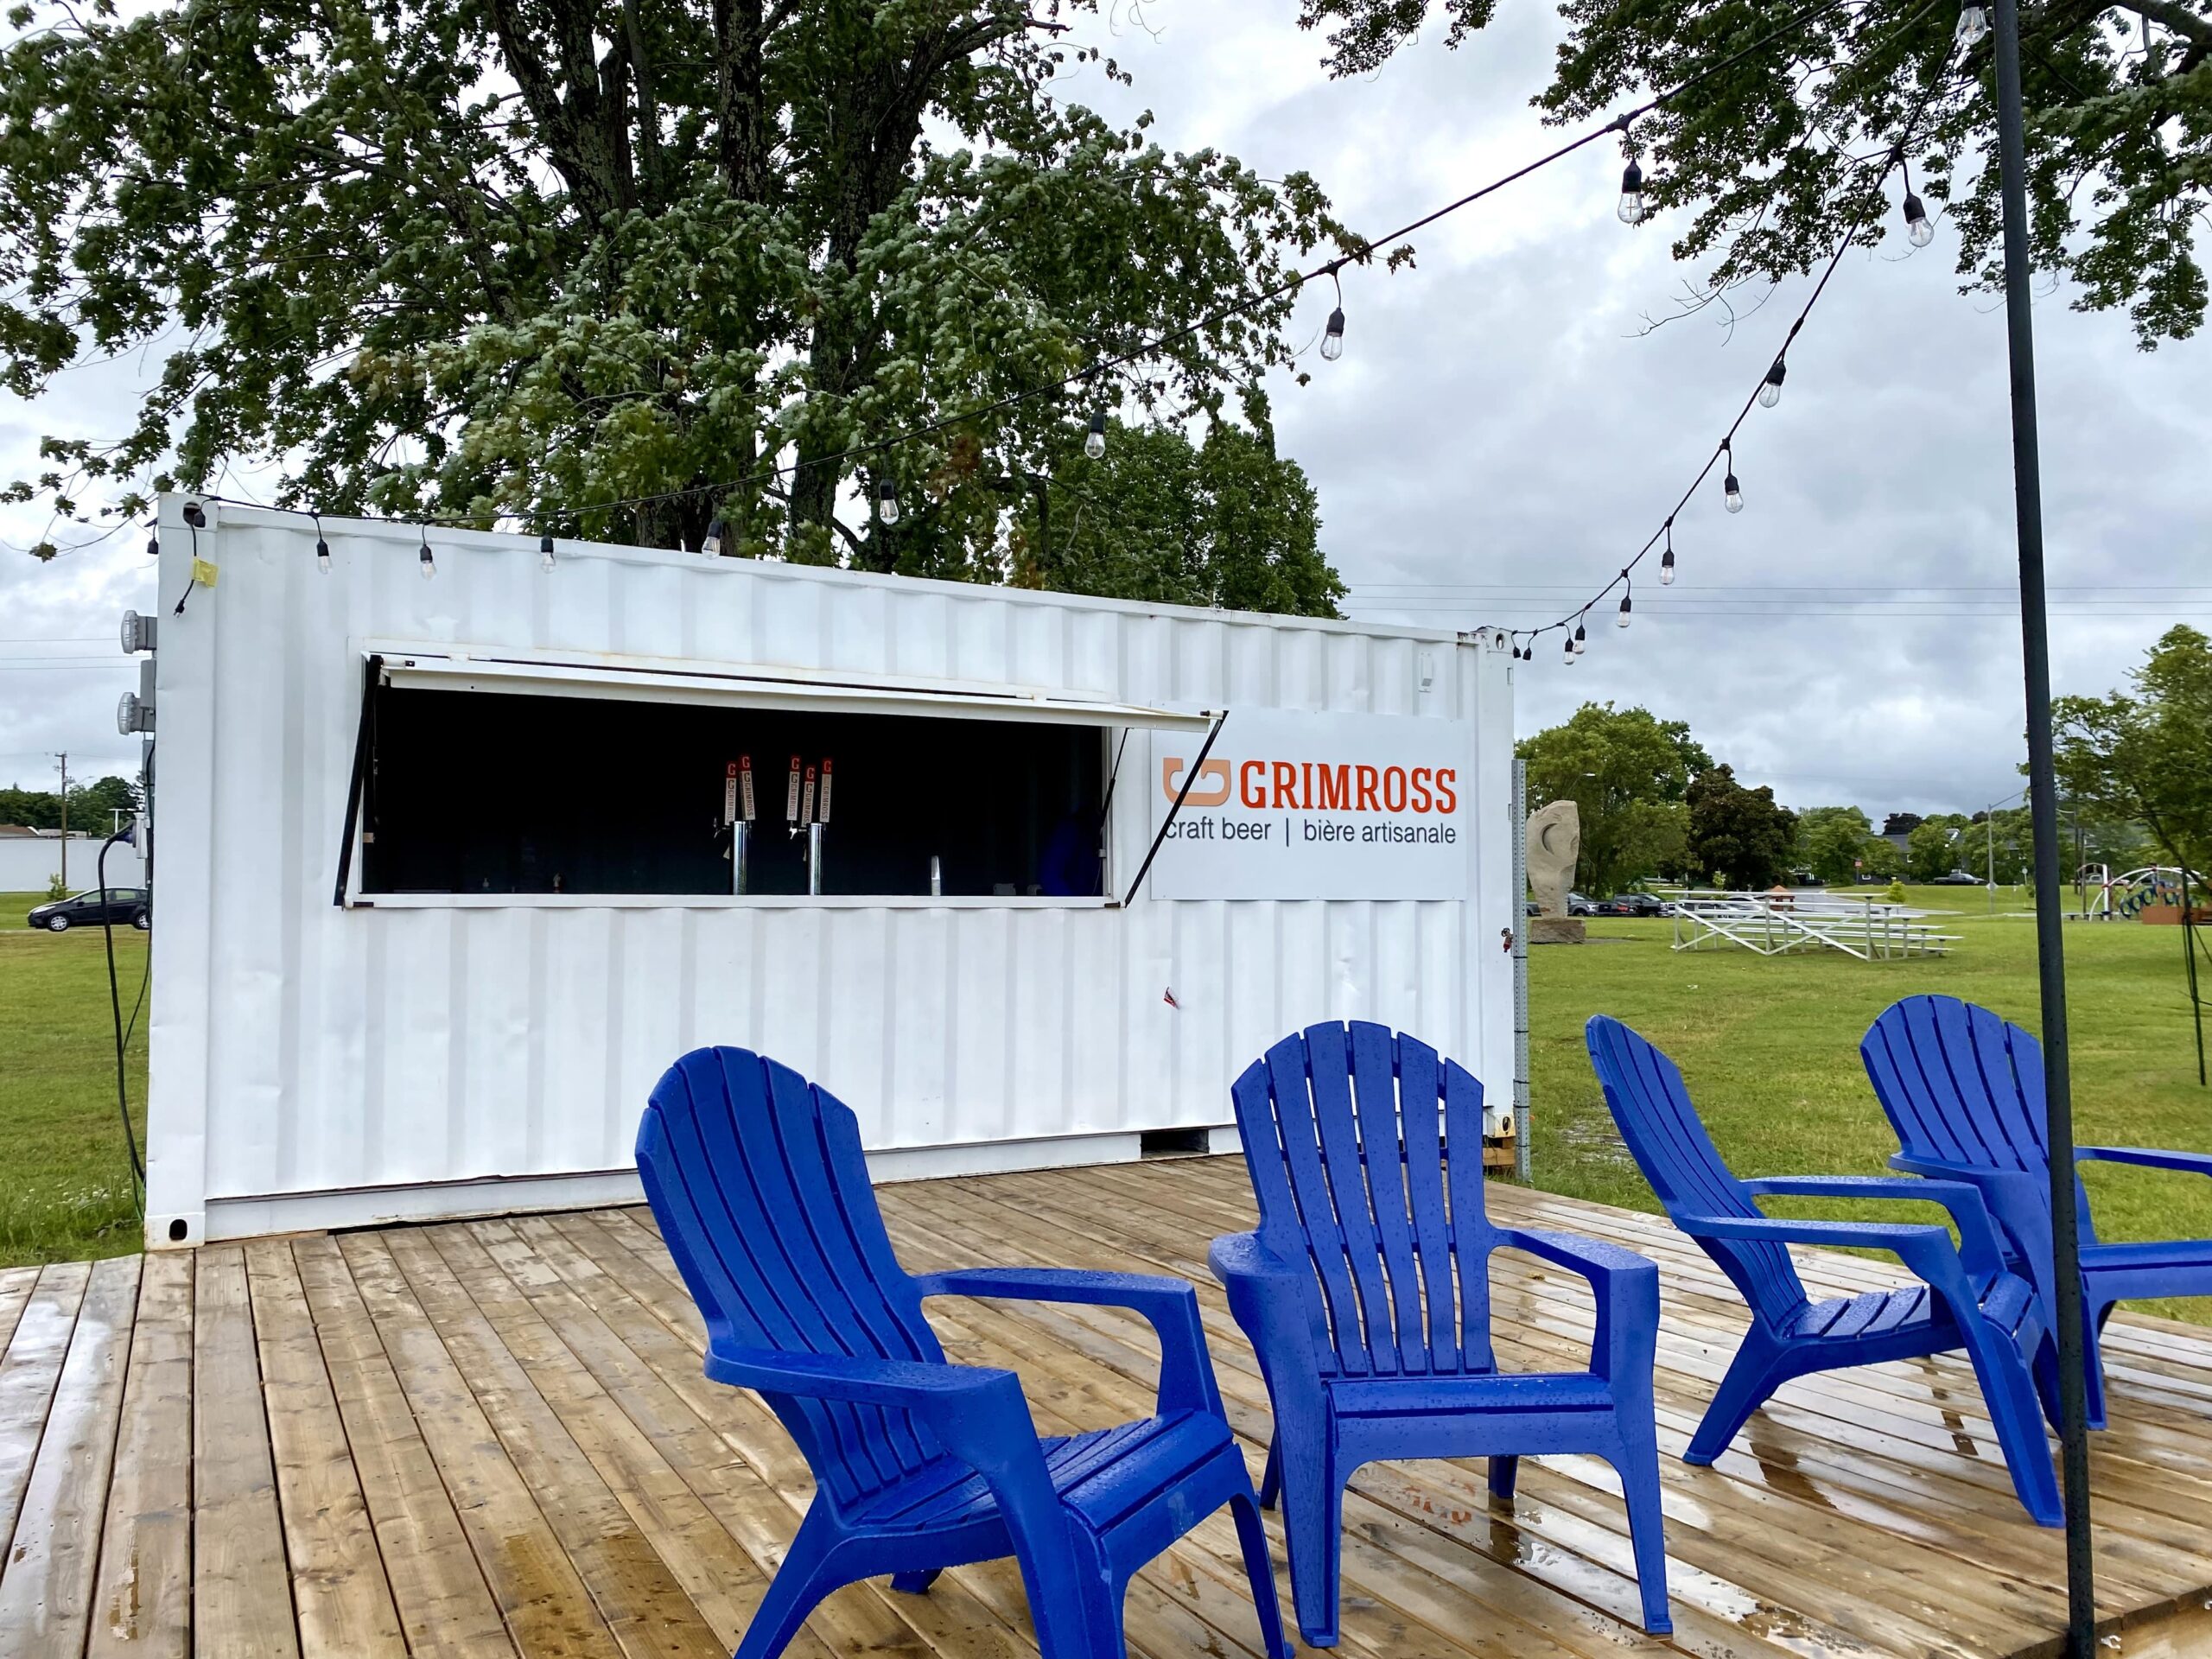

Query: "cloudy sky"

xmin=4 ymin=0 xmax=2207 ymax=817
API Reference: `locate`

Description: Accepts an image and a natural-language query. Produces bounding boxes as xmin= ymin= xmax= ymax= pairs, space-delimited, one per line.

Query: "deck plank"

xmin=376 ymin=1227 xmax=729 ymax=1659
xmin=88 ymin=1250 xmax=193 ymax=1659
xmin=289 ymin=1235 xmax=517 ymax=1659
xmin=193 ymin=1245 xmax=299 ymax=1657
xmin=336 ymin=1230 xmax=632 ymax=1659
xmin=0 ymin=1255 xmax=139 ymax=1656
xmin=243 ymin=1238 xmax=407 ymax=1657
xmin=0 ymin=1261 xmax=92 ymax=1552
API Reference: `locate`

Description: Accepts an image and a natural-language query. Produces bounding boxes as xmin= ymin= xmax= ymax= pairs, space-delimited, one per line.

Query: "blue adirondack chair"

xmin=636 ymin=1046 xmax=1291 ymax=1659
xmin=1210 ymin=1021 xmax=1671 ymax=1645
xmin=1864 ymin=994 xmax=2212 ymax=1430
xmin=1584 ymin=1014 xmax=2065 ymax=1528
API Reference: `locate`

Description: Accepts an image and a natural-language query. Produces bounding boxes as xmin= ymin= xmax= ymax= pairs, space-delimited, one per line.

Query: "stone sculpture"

xmin=1527 ymin=798 xmax=1586 ymax=944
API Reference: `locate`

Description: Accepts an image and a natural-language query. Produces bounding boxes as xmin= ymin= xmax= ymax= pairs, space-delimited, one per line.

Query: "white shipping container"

xmin=143 ymin=497 xmax=1517 ymax=1246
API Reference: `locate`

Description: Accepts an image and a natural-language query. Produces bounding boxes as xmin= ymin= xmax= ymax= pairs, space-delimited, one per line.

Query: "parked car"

xmin=1929 ymin=870 xmax=1985 ymax=887
xmin=26 ymin=887 xmax=149 ymax=931
xmin=1570 ymin=891 xmax=1669 ymax=918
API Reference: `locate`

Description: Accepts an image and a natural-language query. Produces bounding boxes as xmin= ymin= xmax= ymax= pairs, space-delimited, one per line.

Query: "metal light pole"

xmin=1989 ymin=0 xmax=2094 ymax=1647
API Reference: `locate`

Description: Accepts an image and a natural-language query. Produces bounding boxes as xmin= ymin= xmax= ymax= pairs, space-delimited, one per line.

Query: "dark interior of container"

xmin=358 ymin=686 xmax=1109 ymax=898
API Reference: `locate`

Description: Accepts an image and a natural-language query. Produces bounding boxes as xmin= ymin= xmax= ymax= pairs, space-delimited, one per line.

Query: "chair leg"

xmin=1280 ymin=1454 xmax=1347 ymax=1648
xmin=993 ymin=1473 xmax=1122 ymax=1659
xmin=1257 ymin=1436 xmax=1281 ymax=1510
xmin=738 ymin=1503 xmax=842 ymax=1659
xmin=1952 ymin=1314 xmax=2065 ymax=1527
xmin=2081 ymin=1298 xmax=2113 ymax=1431
xmin=1228 ymin=1487 xmax=1294 ymax=1659
xmin=891 ymin=1569 xmax=942 ymax=1594
xmin=1688 ymin=1325 xmax=1791 ymax=1465
xmin=1609 ymin=1421 xmax=1673 ymax=1636
xmin=1486 ymin=1455 xmax=1518 ymax=1502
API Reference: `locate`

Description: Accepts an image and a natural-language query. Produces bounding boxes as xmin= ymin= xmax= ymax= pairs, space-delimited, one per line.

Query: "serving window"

xmin=345 ymin=656 xmax=1205 ymax=901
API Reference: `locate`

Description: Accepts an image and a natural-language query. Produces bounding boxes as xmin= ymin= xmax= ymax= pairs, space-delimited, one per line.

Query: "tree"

xmin=0 ymin=0 xmax=1359 ymax=586
xmin=1516 ymin=702 xmax=1700 ymax=895
xmin=2054 ymin=625 xmax=2212 ymax=876
xmin=1882 ymin=811 xmax=1925 ymax=836
xmin=1796 ymin=804 xmax=1881 ymax=886
xmin=998 ymin=420 xmax=1343 ymax=613
xmin=1906 ymin=816 xmax=1970 ymax=880
xmin=1687 ymin=764 xmax=1796 ymax=888
xmin=1298 ymin=0 xmax=2212 ymax=345
xmin=0 ymin=775 xmax=141 ymax=834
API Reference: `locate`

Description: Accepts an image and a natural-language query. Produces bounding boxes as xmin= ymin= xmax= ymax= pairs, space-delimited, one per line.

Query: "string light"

xmin=1618 ymin=157 xmax=1647 ymax=225
xmin=1955 ymin=1 xmax=1989 ymax=49
xmin=144 ymin=527 xmax=158 ymax=559
xmin=701 ymin=516 xmax=725 ymax=557
xmin=1493 ymin=32 xmax=1945 ymax=669
xmin=314 ymin=512 xmax=331 ymax=574
xmin=1319 ymin=264 xmax=1347 ymax=361
xmin=1084 ymin=409 xmax=1109 ymax=461
xmin=540 ymin=532 xmax=556 ymax=570
xmin=417 ymin=530 xmax=435 ymax=579
xmin=876 ymin=479 xmax=901 ymax=526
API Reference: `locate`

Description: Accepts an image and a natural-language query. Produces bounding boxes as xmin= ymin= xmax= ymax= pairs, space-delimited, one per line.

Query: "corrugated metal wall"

xmin=145 ymin=500 xmax=1516 ymax=1243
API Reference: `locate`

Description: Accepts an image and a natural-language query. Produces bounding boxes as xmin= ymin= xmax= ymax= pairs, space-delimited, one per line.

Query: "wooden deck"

xmin=3 ymin=1159 xmax=2209 ymax=1659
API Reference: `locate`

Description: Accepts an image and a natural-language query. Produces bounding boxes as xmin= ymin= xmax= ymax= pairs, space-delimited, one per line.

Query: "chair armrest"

xmin=1680 ymin=1211 xmax=1972 ymax=1283
xmin=1208 ymin=1233 xmax=1323 ymax=1376
xmin=705 ymin=1339 xmax=1015 ymax=1409
xmin=1739 ymin=1174 xmax=2011 ymax=1279
xmin=912 ymin=1265 xmax=1223 ymax=1414
xmin=1494 ymin=1227 xmax=1658 ymax=1382
xmin=2078 ymin=1145 xmax=2212 ymax=1178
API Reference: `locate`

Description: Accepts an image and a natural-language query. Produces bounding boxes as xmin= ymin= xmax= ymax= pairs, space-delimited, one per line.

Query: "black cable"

xmin=98 ymin=830 xmax=148 ymax=1207
xmin=182 ymin=0 xmax=1860 ymax=540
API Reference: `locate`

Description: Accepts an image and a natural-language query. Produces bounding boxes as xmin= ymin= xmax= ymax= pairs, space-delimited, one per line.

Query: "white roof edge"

xmin=168 ymin=494 xmax=1477 ymax=646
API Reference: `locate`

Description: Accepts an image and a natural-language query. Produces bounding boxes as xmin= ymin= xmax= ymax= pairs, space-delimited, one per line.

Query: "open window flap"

xmin=373 ymin=652 xmax=1214 ymax=732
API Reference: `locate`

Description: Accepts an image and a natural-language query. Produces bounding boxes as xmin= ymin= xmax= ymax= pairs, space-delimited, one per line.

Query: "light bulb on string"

xmin=1660 ymin=521 xmax=1676 ymax=585
xmin=1618 ymin=586 xmax=1633 ymax=628
xmin=1084 ymin=408 xmax=1109 ymax=461
xmin=144 ymin=527 xmax=159 ymax=559
xmin=1955 ymin=1 xmax=1989 ymax=49
xmin=1563 ymin=633 xmax=1576 ymax=664
xmin=1618 ymin=158 xmax=1646 ymax=225
xmin=1903 ymin=190 xmax=1934 ymax=247
xmin=313 ymin=513 xmax=331 ymax=574
xmin=701 ymin=516 xmax=724 ymax=558
xmin=1722 ymin=444 xmax=1744 ymax=513
xmin=1758 ymin=359 xmax=1786 ymax=409
xmin=540 ymin=533 xmax=556 ymax=571
xmin=1572 ymin=618 xmax=1587 ymax=655
xmin=418 ymin=531 xmax=435 ymax=579
xmin=1320 ymin=308 xmax=1346 ymax=361
xmin=876 ymin=479 xmax=901 ymax=527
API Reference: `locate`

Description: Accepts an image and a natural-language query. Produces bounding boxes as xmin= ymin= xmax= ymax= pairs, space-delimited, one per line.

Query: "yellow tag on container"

xmin=191 ymin=557 xmax=219 ymax=588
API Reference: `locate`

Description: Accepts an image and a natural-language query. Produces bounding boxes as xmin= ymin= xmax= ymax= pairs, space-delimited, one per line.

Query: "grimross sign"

xmin=1141 ymin=709 xmax=1471 ymax=900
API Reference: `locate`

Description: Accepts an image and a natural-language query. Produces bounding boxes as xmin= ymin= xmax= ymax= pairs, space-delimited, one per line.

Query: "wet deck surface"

xmin=3 ymin=1157 xmax=2209 ymax=1658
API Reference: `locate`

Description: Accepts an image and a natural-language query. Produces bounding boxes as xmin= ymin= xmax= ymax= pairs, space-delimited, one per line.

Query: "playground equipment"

xmin=1667 ymin=890 xmax=1961 ymax=961
xmin=2069 ymin=865 xmax=2204 ymax=921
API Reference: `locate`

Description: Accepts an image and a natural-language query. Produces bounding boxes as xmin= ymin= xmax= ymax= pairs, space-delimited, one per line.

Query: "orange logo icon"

xmin=1161 ymin=756 xmax=1231 ymax=807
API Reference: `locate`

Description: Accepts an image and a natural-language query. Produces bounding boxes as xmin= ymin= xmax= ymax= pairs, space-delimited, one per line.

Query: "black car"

xmin=1929 ymin=870 xmax=1986 ymax=887
xmin=27 ymin=887 xmax=149 ymax=931
xmin=1570 ymin=891 xmax=1669 ymax=918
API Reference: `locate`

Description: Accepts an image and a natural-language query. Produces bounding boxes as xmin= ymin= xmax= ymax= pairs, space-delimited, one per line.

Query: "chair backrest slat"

xmin=1584 ymin=1016 xmax=1808 ymax=1327
xmin=1863 ymin=995 xmax=2094 ymax=1243
xmin=638 ymin=1046 xmax=946 ymax=1510
xmin=1231 ymin=1021 xmax=1497 ymax=1378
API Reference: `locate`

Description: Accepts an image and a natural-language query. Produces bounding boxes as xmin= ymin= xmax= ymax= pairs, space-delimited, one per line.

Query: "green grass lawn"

xmin=1529 ymin=884 xmax=2212 ymax=1323
xmin=0 ymin=891 xmax=149 ymax=1267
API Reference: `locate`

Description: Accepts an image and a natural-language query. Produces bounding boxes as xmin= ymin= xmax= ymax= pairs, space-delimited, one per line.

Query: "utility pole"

xmin=53 ymin=751 xmax=69 ymax=890
xmin=1990 ymin=0 xmax=2094 ymax=1645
